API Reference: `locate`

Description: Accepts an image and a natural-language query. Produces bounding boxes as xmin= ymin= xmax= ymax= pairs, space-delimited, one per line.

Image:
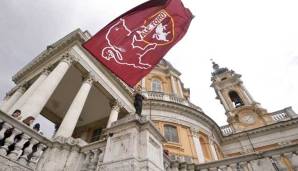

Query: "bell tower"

xmin=210 ymin=61 xmax=272 ymax=132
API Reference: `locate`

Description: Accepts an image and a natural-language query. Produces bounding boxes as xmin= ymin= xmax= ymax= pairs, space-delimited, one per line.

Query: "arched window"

xmin=228 ymin=91 xmax=244 ymax=108
xmin=152 ymin=79 xmax=162 ymax=92
xmin=199 ymin=136 xmax=212 ymax=160
xmin=164 ymin=125 xmax=179 ymax=143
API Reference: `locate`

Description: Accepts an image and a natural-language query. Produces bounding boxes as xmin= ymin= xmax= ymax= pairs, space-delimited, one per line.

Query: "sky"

xmin=0 ymin=0 xmax=298 ymax=133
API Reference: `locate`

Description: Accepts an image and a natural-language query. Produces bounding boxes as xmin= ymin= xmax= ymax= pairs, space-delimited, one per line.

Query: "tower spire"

xmin=210 ymin=59 xmax=219 ymax=71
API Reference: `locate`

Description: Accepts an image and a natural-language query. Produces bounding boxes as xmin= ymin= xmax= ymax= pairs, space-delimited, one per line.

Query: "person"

xmin=33 ymin=123 xmax=43 ymax=135
xmin=33 ymin=123 xmax=40 ymax=132
xmin=134 ymin=85 xmax=145 ymax=116
xmin=22 ymin=116 xmax=35 ymax=126
xmin=11 ymin=109 xmax=22 ymax=120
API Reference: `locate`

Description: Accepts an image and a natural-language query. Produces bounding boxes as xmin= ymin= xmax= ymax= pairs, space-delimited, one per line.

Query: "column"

xmin=209 ymin=140 xmax=219 ymax=160
xmin=222 ymin=90 xmax=234 ymax=110
xmin=170 ymin=75 xmax=178 ymax=95
xmin=55 ymin=75 xmax=93 ymax=138
xmin=106 ymin=100 xmax=122 ymax=128
xmin=8 ymin=69 xmax=50 ymax=114
xmin=0 ymin=86 xmax=26 ymax=113
xmin=177 ymin=79 xmax=184 ymax=97
xmin=19 ymin=54 xmax=75 ymax=119
xmin=192 ymin=132 xmax=205 ymax=163
xmin=218 ymin=90 xmax=229 ymax=111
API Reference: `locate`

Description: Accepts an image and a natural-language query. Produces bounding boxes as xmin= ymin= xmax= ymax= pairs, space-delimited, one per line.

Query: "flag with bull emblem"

xmin=83 ymin=0 xmax=193 ymax=87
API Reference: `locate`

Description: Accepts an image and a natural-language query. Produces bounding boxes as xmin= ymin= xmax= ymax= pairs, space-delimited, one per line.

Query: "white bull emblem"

xmin=152 ymin=23 xmax=171 ymax=42
xmin=101 ymin=19 xmax=157 ymax=69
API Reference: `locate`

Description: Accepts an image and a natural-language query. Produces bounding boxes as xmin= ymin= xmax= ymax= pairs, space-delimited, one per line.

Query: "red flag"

xmin=83 ymin=0 xmax=193 ymax=87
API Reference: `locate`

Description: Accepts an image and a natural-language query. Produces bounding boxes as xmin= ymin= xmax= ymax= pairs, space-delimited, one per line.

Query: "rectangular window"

xmin=164 ymin=125 xmax=179 ymax=143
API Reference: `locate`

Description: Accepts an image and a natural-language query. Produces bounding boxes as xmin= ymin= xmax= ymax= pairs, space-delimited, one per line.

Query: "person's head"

xmin=33 ymin=123 xmax=40 ymax=131
xmin=12 ymin=109 xmax=21 ymax=118
xmin=23 ymin=116 xmax=35 ymax=126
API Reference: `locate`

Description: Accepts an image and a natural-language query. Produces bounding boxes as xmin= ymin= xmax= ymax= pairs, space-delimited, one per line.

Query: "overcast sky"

xmin=1 ymin=0 xmax=298 ymax=129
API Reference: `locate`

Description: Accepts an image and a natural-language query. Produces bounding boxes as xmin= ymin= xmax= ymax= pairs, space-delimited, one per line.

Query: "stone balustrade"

xmin=271 ymin=111 xmax=289 ymax=122
xmin=220 ymin=125 xmax=234 ymax=136
xmin=220 ymin=107 xmax=298 ymax=136
xmin=144 ymin=91 xmax=203 ymax=112
xmin=81 ymin=139 xmax=107 ymax=171
xmin=270 ymin=108 xmax=292 ymax=122
xmin=165 ymin=144 xmax=298 ymax=171
xmin=0 ymin=110 xmax=50 ymax=170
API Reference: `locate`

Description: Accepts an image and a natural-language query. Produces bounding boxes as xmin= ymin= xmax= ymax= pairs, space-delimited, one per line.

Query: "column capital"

xmin=17 ymin=85 xmax=27 ymax=93
xmin=110 ymin=99 xmax=123 ymax=112
xmin=83 ymin=73 xmax=96 ymax=85
xmin=190 ymin=128 xmax=199 ymax=136
xmin=22 ymin=81 xmax=32 ymax=90
xmin=41 ymin=67 xmax=51 ymax=76
xmin=61 ymin=53 xmax=78 ymax=65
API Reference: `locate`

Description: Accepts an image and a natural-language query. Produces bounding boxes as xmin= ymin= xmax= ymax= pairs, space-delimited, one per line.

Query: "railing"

xmin=144 ymin=91 xmax=202 ymax=112
xmin=220 ymin=107 xmax=298 ymax=136
xmin=0 ymin=110 xmax=50 ymax=170
xmin=165 ymin=144 xmax=298 ymax=171
xmin=220 ymin=125 xmax=234 ymax=136
xmin=270 ymin=108 xmax=292 ymax=122
xmin=80 ymin=138 xmax=107 ymax=171
xmin=271 ymin=111 xmax=289 ymax=121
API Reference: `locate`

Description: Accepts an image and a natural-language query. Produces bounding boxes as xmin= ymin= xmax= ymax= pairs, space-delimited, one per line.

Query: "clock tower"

xmin=210 ymin=61 xmax=273 ymax=132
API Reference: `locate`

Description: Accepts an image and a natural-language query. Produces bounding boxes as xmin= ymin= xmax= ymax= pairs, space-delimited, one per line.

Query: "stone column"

xmin=170 ymin=75 xmax=178 ymax=95
xmin=218 ymin=90 xmax=229 ymax=111
xmin=177 ymin=79 xmax=184 ymax=97
xmin=0 ymin=86 xmax=26 ymax=113
xmin=192 ymin=132 xmax=205 ymax=163
xmin=55 ymin=75 xmax=93 ymax=138
xmin=106 ymin=100 xmax=122 ymax=128
xmin=19 ymin=54 xmax=75 ymax=119
xmin=8 ymin=69 xmax=50 ymax=114
xmin=209 ymin=140 xmax=219 ymax=160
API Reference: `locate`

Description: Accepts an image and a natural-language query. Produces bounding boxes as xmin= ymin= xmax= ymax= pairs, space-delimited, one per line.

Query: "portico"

xmin=1 ymin=34 xmax=134 ymax=142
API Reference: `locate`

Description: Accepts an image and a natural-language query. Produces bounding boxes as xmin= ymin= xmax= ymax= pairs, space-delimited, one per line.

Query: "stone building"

xmin=0 ymin=29 xmax=297 ymax=171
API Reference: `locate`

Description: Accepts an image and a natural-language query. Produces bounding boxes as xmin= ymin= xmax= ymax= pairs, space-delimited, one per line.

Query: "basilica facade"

xmin=0 ymin=29 xmax=297 ymax=171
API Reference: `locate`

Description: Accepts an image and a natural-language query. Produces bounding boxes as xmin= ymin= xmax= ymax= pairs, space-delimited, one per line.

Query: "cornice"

xmin=196 ymin=143 xmax=298 ymax=170
xmin=156 ymin=59 xmax=181 ymax=76
xmin=143 ymin=99 xmax=223 ymax=139
xmin=12 ymin=28 xmax=87 ymax=83
xmin=222 ymin=118 xmax=298 ymax=142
